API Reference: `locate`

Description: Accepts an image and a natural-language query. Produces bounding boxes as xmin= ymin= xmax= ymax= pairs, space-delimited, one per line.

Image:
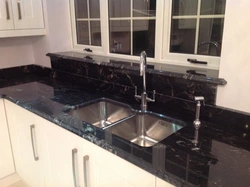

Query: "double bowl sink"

xmin=64 ymin=98 xmax=185 ymax=147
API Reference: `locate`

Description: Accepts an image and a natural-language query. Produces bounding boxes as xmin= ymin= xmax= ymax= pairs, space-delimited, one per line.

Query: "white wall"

xmin=0 ymin=0 xmax=72 ymax=69
xmin=216 ymin=0 xmax=250 ymax=113
xmin=0 ymin=37 xmax=34 ymax=69
xmin=32 ymin=0 xmax=72 ymax=67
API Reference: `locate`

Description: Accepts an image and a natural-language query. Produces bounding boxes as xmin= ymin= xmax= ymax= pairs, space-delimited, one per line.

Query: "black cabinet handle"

xmin=187 ymin=59 xmax=207 ymax=65
xmin=85 ymin=56 xmax=93 ymax=60
xmin=186 ymin=70 xmax=206 ymax=77
xmin=84 ymin=48 xmax=92 ymax=52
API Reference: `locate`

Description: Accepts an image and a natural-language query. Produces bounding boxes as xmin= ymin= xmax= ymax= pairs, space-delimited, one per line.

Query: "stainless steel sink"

xmin=65 ymin=98 xmax=134 ymax=129
xmin=106 ymin=112 xmax=185 ymax=147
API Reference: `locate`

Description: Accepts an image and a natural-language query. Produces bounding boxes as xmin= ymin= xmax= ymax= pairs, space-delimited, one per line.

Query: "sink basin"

xmin=106 ymin=112 xmax=185 ymax=147
xmin=65 ymin=98 xmax=134 ymax=129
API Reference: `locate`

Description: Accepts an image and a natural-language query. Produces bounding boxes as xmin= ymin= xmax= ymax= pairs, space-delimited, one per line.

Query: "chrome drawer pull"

xmin=83 ymin=155 xmax=89 ymax=187
xmin=30 ymin=125 xmax=39 ymax=161
xmin=72 ymin=148 xmax=78 ymax=187
xmin=17 ymin=0 xmax=22 ymax=19
xmin=5 ymin=1 xmax=10 ymax=20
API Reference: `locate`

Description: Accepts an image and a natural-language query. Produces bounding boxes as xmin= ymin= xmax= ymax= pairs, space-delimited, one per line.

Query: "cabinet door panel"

xmin=84 ymin=140 xmax=155 ymax=187
xmin=5 ymin=100 xmax=45 ymax=187
xmin=0 ymin=99 xmax=15 ymax=179
xmin=156 ymin=177 xmax=175 ymax=187
xmin=11 ymin=0 xmax=44 ymax=29
xmin=0 ymin=0 xmax=14 ymax=30
xmin=44 ymin=123 xmax=85 ymax=187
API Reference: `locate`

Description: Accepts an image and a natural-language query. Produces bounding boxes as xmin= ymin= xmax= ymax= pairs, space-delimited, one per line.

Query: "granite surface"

xmin=47 ymin=52 xmax=225 ymax=105
xmin=0 ymin=65 xmax=250 ymax=187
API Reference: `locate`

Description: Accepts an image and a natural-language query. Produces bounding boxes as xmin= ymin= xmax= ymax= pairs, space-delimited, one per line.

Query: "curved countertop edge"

xmin=46 ymin=52 xmax=227 ymax=86
xmin=0 ymin=93 xmax=193 ymax=187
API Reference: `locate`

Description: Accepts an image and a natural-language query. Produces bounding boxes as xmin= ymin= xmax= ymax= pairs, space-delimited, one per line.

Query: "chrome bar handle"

xmin=5 ymin=1 xmax=10 ymax=20
xmin=17 ymin=0 xmax=22 ymax=19
xmin=30 ymin=125 xmax=39 ymax=161
xmin=83 ymin=155 xmax=89 ymax=187
xmin=72 ymin=148 xmax=78 ymax=187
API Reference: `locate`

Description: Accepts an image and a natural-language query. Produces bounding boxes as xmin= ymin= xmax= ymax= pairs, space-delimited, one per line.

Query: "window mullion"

xmin=162 ymin=0 xmax=172 ymax=59
xmin=100 ymin=0 xmax=109 ymax=55
xmin=194 ymin=0 xmax=202 ymax=54
xmin=154 ymin=0 xmax=165 ymax=61
xmin=130 ymin=0 xmax=133 ymax=55
xmin=87 ymin=0 xmax=92 ymax=45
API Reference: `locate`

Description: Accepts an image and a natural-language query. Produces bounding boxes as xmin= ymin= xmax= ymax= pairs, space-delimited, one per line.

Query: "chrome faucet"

xmin=135 ymin=51 xmax=156 ymax=111
xmin=192 ymin=96 xmax=205 ymax=150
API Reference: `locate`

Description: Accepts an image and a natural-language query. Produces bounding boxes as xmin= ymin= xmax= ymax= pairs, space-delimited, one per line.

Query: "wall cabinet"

xmin=4 ymin=99 xmax=174 ymax=187
xmin=0 ymin=99 xmax=15 ymax=180
xmin=0 ymin=0 xmax=45 ymax=38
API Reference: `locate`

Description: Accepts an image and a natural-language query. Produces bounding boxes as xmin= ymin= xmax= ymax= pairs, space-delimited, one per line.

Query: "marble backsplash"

xmin=49 ymin=56 xmax=219 ymax=105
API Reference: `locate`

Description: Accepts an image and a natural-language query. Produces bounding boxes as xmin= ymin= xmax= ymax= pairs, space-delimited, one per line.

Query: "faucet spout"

xmin=134 ymin=51 xmax=156 ymax=111
xmin=140 ymin=51 xmax=147 ymax=93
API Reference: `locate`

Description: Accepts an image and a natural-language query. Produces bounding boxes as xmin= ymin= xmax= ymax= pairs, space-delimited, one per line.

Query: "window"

xmin=108 ymin=0 xmax=156 ymax=58
xmin=70 ymin=0 xmax=227 ymax=69
xmin=70 ymin=0 xmax=103 ymax=52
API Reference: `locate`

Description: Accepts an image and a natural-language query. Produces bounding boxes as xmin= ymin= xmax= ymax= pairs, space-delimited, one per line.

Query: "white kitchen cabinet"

xmin=156 ymin=177 xmax=175 ymax=187
xmin=4 ymin=99 xmax=174 ymax=187
xmin=0 ymin=0 xmax=45 ymax=38
xmin=42 ymin=122 xmax=86 ymax=187
xmin=0 ymin=0 xmax=14 ymax=30
xmin=87 ymin=140 xmax=156 ymax=187
xmin=0 ymin=99 xmax=15 ymax=179
xmin=5 ymin=100 xmax=47 ymax=187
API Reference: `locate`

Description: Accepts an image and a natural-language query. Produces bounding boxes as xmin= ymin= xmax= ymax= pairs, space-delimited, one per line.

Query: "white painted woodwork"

xmin=5 ymin=100 xmax=46 ymax=187
xmin=11 ymin=0 xmax=44 ymax=29
xmin=42 ymin=122 xmax=85 ymax=187
xmin=0 ymin=0 xmax=14 ymax=30
xmin=4 ymin=99 xmax=174 ymax=187
xmin=0 ymin=99 xmax=15 ymax=179
xmin=85 ymin=139 xmax=155 ymax=187
xmin=0 ymin=29 xmax=45 ymax=38
xmin=216 ymin=0 xmax=250 ymax=113
xmin=0 ymin=0 xmax=45 ymax=37
xmin=0 ymin=173 xmax=22 ymax=187
xmin=156 ymin=177 xmax=175 ymax=187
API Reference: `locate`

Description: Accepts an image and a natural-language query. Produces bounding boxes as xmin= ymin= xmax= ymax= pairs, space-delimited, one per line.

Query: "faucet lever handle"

xmin=146 ymin=90 xmax=156 ymax=102
xmin=194 ymin=96 xmax=205 ymax=106
xmin=134 ymin=86 xmax=141 ymax=99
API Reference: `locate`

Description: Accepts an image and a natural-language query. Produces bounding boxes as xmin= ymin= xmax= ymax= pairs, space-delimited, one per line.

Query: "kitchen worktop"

xmin=0 ymin=65 xmax=250 ymax=187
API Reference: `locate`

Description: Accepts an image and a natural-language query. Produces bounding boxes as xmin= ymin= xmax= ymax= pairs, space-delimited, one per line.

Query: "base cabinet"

xmin=5 ymin=100 xmax=47 ymax=187
xmin=4 ymin=99 xmax=175 ymax=187
xmin=43 ymin=123 xmax=86 ymax=187
xmin=0 ymin=99 xmax=15 ymax=179
xmin=156 ymin=177 xmax=175 ymax=187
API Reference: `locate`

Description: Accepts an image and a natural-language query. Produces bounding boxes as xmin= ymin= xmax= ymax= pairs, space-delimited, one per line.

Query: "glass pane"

xmin=109 ymin=20 xmax=131 ymax=55
xmin=75 ymin=0 xmax=88 ymax=19
xmin=76 ymin=21 xmax=89 ymax=45
xmin=198 ymin=18 xmax=224 ymax=56
xmin=133 ymin=20 xmax=155 ymax=57
xmin=108 ymin=0 xmax=131 ymax=18
xmin=133 ymin=0 xmax=156 ymax=17
xmin=89 ymin=0 xmax=100 ymax=18
xmin=172 ymin=0 xmax=198 ymax=16
xmin=201 ymin=0 xmax=226 ymax=15
xmin=90 ymin=21 xmax=101 ymax=46
xmin=170 ymin=19 xmax=196 ymax=54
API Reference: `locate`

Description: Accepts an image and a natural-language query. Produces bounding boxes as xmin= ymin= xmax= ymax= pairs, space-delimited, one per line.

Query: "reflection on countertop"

xmin=0 ymin=67 xmax=249 ymax=187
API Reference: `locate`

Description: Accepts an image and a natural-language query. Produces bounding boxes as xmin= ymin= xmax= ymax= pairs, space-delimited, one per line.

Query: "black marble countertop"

xmin=47 ymin=52 xmax=227 ymax=85
xmin=0 ymin=73 xmax=249 ymax=187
